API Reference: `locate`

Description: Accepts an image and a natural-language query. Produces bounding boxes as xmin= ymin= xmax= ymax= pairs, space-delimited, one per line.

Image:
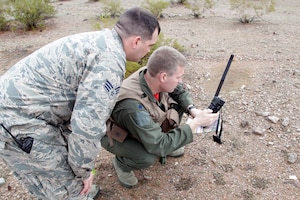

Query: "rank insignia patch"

xmin=104 ymin=79 xmax=120 ymax=99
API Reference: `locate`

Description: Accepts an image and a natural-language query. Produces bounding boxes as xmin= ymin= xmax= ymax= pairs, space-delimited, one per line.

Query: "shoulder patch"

xmin=104 ymin=79 xmax=120 ymax=99
xmin=132 ymin=110 xmax=152 ymax=127
xmin=138 ymin=104 xmax=144 ymax=110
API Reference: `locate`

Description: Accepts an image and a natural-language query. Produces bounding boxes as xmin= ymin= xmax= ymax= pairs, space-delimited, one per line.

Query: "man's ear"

xmin=159 ymin=72 xmax=167 ymax=83
xmin=132 ymin=36 xmax=142 ymax=49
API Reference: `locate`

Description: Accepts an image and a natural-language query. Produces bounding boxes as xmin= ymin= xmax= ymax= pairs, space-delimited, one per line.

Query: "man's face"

xmin=161 ymin=66 xmax=184 ymax=93
xmin=130 ymin=28 xmax=159 ymax=62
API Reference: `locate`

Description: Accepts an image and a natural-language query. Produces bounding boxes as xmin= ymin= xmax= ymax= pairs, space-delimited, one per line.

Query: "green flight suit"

xmin=101 ymin=67 xmax=194 ymax=172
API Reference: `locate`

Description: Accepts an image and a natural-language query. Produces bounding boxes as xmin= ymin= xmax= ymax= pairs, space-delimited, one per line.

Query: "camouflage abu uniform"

xmin=0 ymin=29 xmax=125 ymax=199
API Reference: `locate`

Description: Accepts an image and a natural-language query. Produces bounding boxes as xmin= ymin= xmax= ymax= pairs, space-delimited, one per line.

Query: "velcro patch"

xmin=132 ymin=110 xmax=152 ymax=127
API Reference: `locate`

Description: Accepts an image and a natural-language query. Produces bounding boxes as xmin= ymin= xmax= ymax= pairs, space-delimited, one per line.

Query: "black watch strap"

xmin=187 ymin=104 xmax=196 ymax=114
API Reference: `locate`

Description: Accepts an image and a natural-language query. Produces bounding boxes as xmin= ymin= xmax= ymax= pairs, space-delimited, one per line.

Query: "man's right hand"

xmin=188 ymin=109 xmax=219 ymax=131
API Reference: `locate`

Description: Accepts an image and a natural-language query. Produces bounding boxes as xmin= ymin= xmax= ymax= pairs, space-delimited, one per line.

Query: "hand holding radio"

xmin=188 ymin=109 xmax=219 ymax=131
xmin=187 ymin=55 xmax=234 ymax=143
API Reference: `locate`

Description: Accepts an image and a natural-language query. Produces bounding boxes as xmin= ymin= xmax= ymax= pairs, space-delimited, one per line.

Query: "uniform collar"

xmin=112 ymin=28 xmax=123 ymax=48
xmin=139 ymin=68 xmax=157 ymax=103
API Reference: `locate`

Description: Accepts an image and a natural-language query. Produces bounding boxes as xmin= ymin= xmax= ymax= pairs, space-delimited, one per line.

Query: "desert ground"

xmin=0 ymin=0 xmax=299 ymax=199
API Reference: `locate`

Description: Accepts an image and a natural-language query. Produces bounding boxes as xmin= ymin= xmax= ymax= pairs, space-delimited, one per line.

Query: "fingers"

xmin=192 ymin=109 xmax=219 ymax=127
xmin=203 ymin=108 xmax=214 ymax=114
xmin=80 ymin=184 xmax=90 ymax=195
xmin=197 ymin=109 xmax=219 ymax=118
xmin=209 ymin=113 xmax=219 ymax=125
xmin=80 ymin=173 xmax=94 ymax=195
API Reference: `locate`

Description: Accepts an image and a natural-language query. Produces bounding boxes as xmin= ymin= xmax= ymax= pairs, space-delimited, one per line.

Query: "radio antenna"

xmin=214 ymin=54 xmax=234 ymax=97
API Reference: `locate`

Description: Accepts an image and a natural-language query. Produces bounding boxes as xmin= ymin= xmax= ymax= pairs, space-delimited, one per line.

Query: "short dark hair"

xmin=147 ymin=46 xmax=188 ymax=77
xmin=115 ymin=7 xmax=160 ymax=40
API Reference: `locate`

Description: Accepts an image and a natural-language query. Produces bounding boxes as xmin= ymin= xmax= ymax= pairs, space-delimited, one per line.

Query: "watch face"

xmin=188 ymin=105 xmax=196 ymax=110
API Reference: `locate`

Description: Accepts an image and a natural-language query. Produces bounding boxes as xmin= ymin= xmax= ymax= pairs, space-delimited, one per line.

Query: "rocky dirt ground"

xmin=0 ymin=0 xmax=299 ymax=199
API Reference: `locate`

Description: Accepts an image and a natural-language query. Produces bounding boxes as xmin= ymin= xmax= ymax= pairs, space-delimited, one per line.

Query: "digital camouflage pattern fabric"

xmin=0 ymin=28 xmax=125 ymax=199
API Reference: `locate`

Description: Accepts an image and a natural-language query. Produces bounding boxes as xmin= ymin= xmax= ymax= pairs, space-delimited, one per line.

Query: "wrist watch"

xmin=187 ymin=104 xmax=196 ymax=114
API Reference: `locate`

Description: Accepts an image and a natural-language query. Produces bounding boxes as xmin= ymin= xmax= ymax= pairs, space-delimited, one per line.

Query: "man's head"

xmin=146 ymin=46 xmax=188 ymax=93
xmin=115 ymin=7 xmax=160 ymax=62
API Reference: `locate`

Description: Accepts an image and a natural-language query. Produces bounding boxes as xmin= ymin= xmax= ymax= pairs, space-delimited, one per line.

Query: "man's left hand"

xmin=80 ymin=171 xmax=94 ymax=195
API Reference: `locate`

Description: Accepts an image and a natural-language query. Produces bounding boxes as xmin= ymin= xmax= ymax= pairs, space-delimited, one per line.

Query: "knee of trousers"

xmin=136 ymin=153 xmax=157 ymax=169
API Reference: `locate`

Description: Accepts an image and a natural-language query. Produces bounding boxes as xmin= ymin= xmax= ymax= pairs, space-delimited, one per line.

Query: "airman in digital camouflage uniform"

xmin=0 ymin=7 xmax=160 ymax=200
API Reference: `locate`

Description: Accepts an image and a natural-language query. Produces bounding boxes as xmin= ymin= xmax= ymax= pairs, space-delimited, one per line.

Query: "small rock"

xmin=287 ymin=152 xmax=298 ymax=164
xmin=282 ymin=117 xmax=290 ymax=127
xmin=240 ymin=85 xmax=246 ymax=90
xmin=143 ymin=175 xmax=152 ymax=180
xmin=0 ymin=177 xmax=5 ymax=186
xmin=267 ymin=142 xmax=274 ymax=146
xmin=255 ymin=111 xmax=270 ymax=117
xmin=267 ymin=116 xmax=280 ymax=124
xmin=262 ymin=112 xmax=270 ymax=117
xmin=289 ymin=175 xmax=298 ymax=180
xmin=240 ymin=120 xmax=249 ymax=128
xmin=294 ymin=82 xmax=300 ymax=89
xmin=252 ymin=127 xmax=265 ymax=135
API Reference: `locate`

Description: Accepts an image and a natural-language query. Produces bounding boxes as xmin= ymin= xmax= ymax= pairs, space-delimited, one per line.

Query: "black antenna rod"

xmin=214 ymin=54 xmax=234 ymax=97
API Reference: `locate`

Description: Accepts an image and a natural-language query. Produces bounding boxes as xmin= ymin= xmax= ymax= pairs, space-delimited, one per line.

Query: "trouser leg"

xmin=0 ymin=139 xmax=87 ymax=200
xmin=101 ymin=136 xmax=157 ymax=172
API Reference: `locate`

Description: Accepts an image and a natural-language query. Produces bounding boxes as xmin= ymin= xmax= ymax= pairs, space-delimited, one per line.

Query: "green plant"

xmin=9 ymin=0 xmax=55 ymax=30
xmin=142 ymin=0 xmax=170 ymax=18
xmin=0 ymin=16 xmax=8 ymax=31
xmin=93 ymin=0 xmax=123 ymax=30
xmin=101 ymin=0 xmax=124 ymax=18
xmin=184 ymin=0 xmax=215 ymax=18
xmin=139 ymin=33 xmax=185 ymax=68
xmin=125 ymin=61 xmax=141 ymax=78
xmin=0 ymin=0 xmax=12 ymax=31
xmin=0 ymin=5 xmax=8 ymax=31
xmin=94 ymin=15 xmax=117 ymax=30
xmin=173 ymin=0 xmax=188 ymax=4
xmin=229 ymin=0 xmax=275 ymax=23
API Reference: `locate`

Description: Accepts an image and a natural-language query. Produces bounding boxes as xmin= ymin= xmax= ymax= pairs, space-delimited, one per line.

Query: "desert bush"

xmin=184 ymin=0 xmax=215 ymax=18
xmin=125 ymin=61 xmax=141 ymax=78
xmin=142 ymin=0 xmax=170 ymax=18
xmin=101 ymin=0 xmax=124 ymax=18
xmin=94 ymin=0 xmax=123 ymax=30
xmin=171 ymin=0 xmax=188 ymax=4
xmin=138 ymin=33 xmax=185 ymax=68
xmin=8 ymin=0 xmax=55 ymax=30
xmin=94 ymin=16 xmax=118 ymax=30
xmin=0 ymin=15 xmax=8 ymax=31
xmin=0 ymin=4 xmax=9 ymax=31
xmin=229 ymin=0 xmax=275 ymax=23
